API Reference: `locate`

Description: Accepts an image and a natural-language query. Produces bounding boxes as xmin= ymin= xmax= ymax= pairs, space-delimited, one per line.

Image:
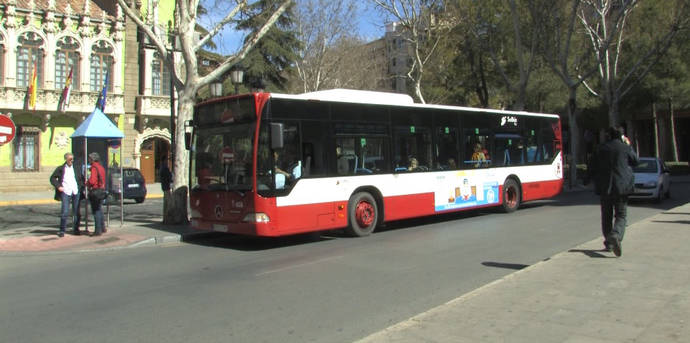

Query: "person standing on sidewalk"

xmin=50 ymin=153 xmax=84 ymax=237
xmin=160 ymin=156 xmax=173 ymax=223
xmin=590 ymin=126 xmax=639 ymax=257
xmin=86 ymin=152 xmax=106 ymax=236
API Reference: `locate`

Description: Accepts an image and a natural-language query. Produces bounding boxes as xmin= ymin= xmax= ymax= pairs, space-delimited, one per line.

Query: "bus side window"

xmin=434 ymin=125 xmax=459 ymax=170
xmin=392 ymin=126 xmax=432 ymax=172
xmin=301 ymin=121 xmax=331 ymax=177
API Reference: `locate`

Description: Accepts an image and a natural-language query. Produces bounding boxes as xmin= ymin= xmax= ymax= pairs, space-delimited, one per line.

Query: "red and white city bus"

xmin=189 ymin=89 xmax=563 ymax=237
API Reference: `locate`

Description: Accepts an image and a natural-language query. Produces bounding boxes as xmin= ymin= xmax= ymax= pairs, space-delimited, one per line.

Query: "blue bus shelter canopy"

xmin=71 ymin=108 xmax=124 ymax=138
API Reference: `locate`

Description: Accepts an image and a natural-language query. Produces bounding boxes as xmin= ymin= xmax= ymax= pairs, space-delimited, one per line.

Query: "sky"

xmin=198 ymin=0 xmax=388 ymax=55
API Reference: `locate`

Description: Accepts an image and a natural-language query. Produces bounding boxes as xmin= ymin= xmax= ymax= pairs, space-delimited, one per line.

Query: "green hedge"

xmin=665 ymin=162 xmax=690 ymax=175
xmin=565 ymin=161 xmax=690 ymax=178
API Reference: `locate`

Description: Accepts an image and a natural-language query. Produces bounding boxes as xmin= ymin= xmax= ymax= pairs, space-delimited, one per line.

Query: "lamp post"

xmin=210 ymin=79 xmax=223 ymax=98
xmin=230 ymin=65 xmax=244 ymax=95
xmin=169 ymin=49 xmax=176 ymax=174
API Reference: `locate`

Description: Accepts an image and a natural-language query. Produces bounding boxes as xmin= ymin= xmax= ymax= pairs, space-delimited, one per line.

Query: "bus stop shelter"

xmin=71 ymin=108 xmax=125 ymax=228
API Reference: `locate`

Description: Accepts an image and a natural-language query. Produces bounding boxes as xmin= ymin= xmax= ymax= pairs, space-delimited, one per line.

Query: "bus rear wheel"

xmin=501 ymin=178 xmax=521 ymax=213
xmin=346 ymin=192 xmax=378 ymax=237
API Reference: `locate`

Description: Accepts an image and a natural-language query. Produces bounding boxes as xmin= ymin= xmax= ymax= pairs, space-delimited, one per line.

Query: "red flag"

xmin=58 ymin=68 xmax=73 ymax=112
xmin=28 ymin=64 xmax=37 ymax=110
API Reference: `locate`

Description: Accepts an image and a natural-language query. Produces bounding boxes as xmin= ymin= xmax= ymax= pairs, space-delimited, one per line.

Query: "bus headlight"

xmin=243 ymin=213 xmax=270 ymax=223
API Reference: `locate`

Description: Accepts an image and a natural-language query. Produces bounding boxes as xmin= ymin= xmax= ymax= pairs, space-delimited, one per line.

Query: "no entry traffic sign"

xmin=0 ymin=115 xmax=16 ymax=146
xmin=221 ymin=146 xmax=234 ymax=163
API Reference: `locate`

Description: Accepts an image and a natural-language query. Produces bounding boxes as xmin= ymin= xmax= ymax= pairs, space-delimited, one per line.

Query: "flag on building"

xmin=96 ymin=71 xmax=109 ymax=112
xmin=27 ymin=64 xmax=37 ymax=110
xmin=58 ymin=68 xmax=73 ymax=113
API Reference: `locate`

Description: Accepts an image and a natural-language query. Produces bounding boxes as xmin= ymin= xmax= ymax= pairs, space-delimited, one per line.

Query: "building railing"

xmin=0 ymin=86 xmax=171 ymax=119
xmin=136 ymin=95 xmax=172 ymax=117
xmin=0 ymin=86 xmax=125 ymax=115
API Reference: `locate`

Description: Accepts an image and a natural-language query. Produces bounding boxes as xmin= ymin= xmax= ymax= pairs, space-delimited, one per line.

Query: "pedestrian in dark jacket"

xmin=590 ymin=126 xmax=639 ymax=257
xmin=160 ymin=156 xmax=173 ymax=223
xmin=49 ymin=153 xmax=84 ymax=237
xmin=160 ymin=157 xmax=172 ymax=192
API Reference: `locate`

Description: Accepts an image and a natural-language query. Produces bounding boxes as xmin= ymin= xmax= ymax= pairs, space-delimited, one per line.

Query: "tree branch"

xmin=194 ymin=1 xmax=248 ymax=51
xmin=199 ymin=0 xmax=292 ymax=87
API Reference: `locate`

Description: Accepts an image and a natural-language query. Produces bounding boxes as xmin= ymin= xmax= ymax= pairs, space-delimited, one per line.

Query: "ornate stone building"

xmin=0 ymin=0 xmax=177 ymax=192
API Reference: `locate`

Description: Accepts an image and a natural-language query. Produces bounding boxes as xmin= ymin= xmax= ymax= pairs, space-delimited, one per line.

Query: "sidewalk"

xmin=357 ymin=202 xmax=690 ymax=343
xmin=0 ymin=183 xmax=200 ymax=254
xmin=0 ymin=183 xmax=164 ymax=207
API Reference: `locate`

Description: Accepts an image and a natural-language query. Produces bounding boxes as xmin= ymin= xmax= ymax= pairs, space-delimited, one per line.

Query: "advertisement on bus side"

xmin=433 ymin=171 xmax=500 ymax=211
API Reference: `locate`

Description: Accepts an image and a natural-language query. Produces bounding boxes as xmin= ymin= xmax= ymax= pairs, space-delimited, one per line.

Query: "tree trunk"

xmin=669 ymin=98 xmax=679 ymax=162
xmin=163 ymin=90 xmax=196 ymax=224
xmin=512 ymin=87 xmax=526 ymax=111
xmin=414 ymin=79 xmax=425 ymax=104
xmin=566 ymin=94 xmax=579 ymax=189
xmin=653 ymin=101 xmax=660 ymax=158
xmin=607 ymin=94 xmax=620 ymax=128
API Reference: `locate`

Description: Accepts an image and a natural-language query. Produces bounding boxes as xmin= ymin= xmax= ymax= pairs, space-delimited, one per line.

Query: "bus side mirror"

xmin=271 ymin=123 xmax=284 ymax=149
xmin=184 ymin=132 xmax=192 ymax=150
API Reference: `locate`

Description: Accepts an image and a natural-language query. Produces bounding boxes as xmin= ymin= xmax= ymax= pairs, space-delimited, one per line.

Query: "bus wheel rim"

xmin=506 ymin=187 xmax=516 ymax=207
xmin=355 ymin=201 xmax=375 ymax=227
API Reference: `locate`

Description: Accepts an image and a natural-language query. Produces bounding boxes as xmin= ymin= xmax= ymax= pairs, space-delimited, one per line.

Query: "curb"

xmin=0 ymin=230 xmax=216 ymax=256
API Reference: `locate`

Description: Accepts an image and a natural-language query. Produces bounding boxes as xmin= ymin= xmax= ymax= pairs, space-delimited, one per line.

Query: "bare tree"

xmin=117 ymin=0 xmax=292 ymax=223
xmin=318 ymin=37 xmax=390 ymax=91
xmin=477 ymin=0 xmax=541 ymax=111
xmin=293 ymin=0 xmax=361 ymax=92
xmin=579 ymin=0 xmax=688 ymax=127
xmin=372 ymin=0 xmax=449 ymax=103
xmin=538 ymin=0 xmax=599 ymax=188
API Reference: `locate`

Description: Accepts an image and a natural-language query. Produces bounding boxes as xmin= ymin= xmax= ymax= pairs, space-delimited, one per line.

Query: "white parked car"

xmin=631 ymin=157 xmax=671 ymax=202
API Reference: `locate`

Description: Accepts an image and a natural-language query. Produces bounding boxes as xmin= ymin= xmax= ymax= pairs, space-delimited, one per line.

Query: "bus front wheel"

xmin=346 ymin=192 xmax=378 ymax=237
xmin=501 ymin=178 xmax=521 ymax=213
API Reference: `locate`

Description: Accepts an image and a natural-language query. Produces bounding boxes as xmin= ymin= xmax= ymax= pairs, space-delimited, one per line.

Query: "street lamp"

xmin=251 ymin=77 xmax=266 ymax=93
xmin=230 ymin=65 xmax=244 ymax=95
xmin=210 ymin=79 xmax=223 ymax=97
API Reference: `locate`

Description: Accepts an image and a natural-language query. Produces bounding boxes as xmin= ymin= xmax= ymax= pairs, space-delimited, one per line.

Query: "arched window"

xmin=90 ymin=40 xmax=113 ymax=92
xmin=13 ymin=126 xmax=40 ymax=172
xmin=17 ymin=31 xmax=44 ymax=88
xmin=151 ymin=52 xmax=171 ymax=95
xmin=55 ymin=36 xmax=80 ymax=90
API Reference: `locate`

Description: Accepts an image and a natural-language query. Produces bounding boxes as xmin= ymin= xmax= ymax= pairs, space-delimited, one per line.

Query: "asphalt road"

xmin=1 ymin=190 xmax=687 ymax=343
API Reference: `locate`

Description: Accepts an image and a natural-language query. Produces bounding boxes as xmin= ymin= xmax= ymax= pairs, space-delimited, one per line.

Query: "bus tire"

xmin=501 ymin=178 xmax=521 ymax=213
xmin=346 ymin=192 xmax=378 ymax=237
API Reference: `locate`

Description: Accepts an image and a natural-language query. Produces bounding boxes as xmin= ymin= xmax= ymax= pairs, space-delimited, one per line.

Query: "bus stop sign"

xmin=0 ymin=115 xmax=16 ymax=146
xmin=221 ymin=146 xmax=234 ymax=163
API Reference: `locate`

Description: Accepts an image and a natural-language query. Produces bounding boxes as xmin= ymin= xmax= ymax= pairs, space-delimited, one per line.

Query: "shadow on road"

xmin=481 ymin=261 xmax=529 ymax=270
xmin=184 ymin=231 xmax=334 ymax=251
xmin=568 ymin=249 xmax=612 ymax=258
xmin=651 ymin=219 xmax=690 ymax=225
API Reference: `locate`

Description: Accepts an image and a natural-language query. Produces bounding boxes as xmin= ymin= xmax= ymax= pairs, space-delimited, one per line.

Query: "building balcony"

xmin=136 ymin=94 xmax=172 ymax=117
xmin=0 ymin=86 xmax=124 ymax=116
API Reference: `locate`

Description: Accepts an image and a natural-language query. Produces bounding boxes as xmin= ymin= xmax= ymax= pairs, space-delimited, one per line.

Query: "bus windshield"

xmin=190 ymin=124 xmax=254 ymax=192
